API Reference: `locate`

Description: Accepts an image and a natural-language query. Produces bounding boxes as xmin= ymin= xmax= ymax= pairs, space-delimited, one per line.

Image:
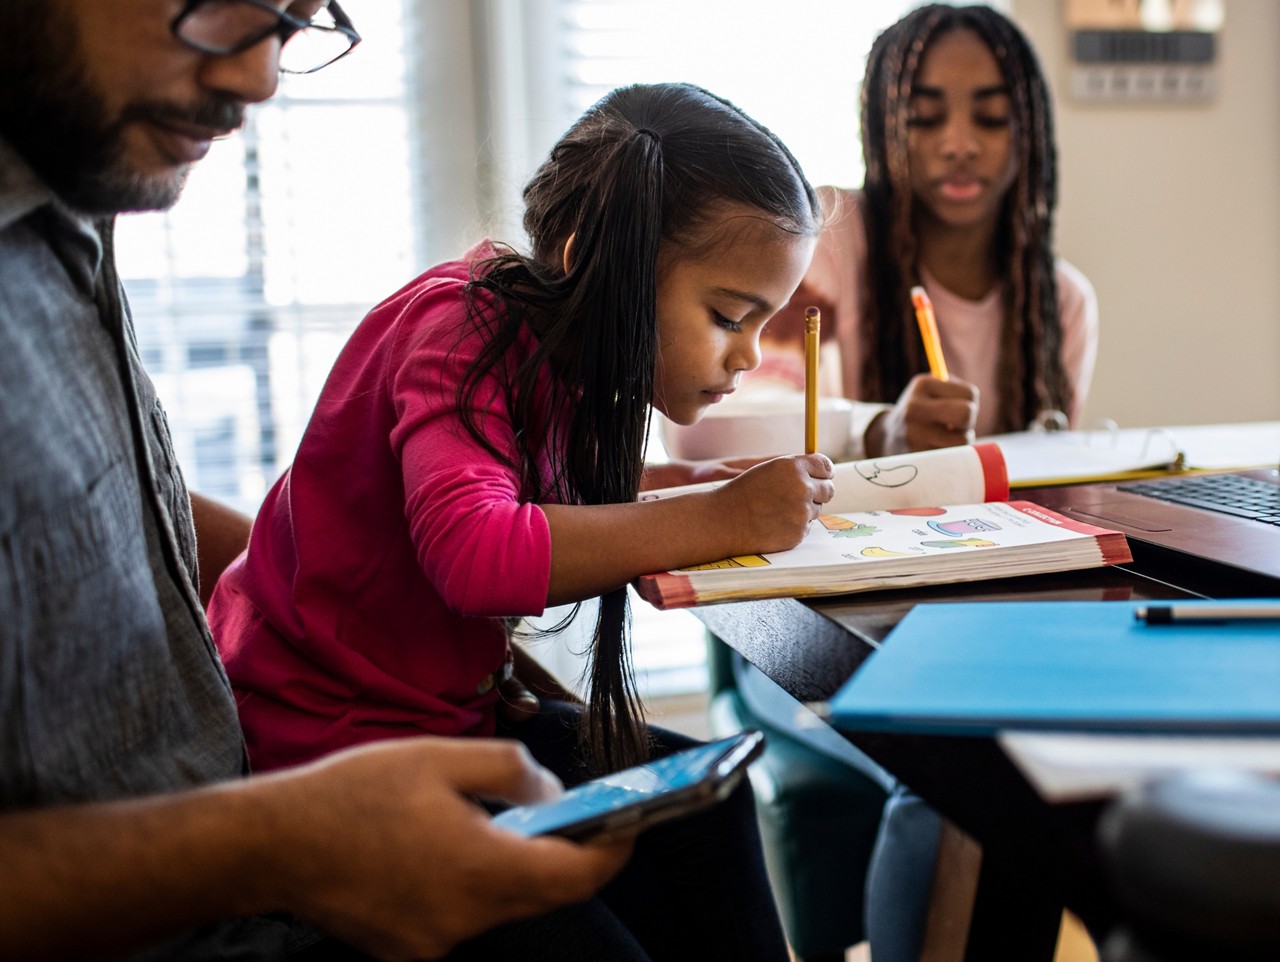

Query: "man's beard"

xmin=0 ymin=3 xmax=245 ymax=215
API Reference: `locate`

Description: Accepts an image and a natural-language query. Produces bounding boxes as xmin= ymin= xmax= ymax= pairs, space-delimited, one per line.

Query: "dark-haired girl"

xmin=746 ymin=2 xmax=1097 ymax=460
xmin=209 ymin=82 xmax=825 ymax=960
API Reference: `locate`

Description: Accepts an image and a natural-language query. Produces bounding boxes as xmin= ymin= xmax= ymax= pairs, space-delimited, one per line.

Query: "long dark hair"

xmin=459 ymin=83 xmax=820 ymax=772
xmin=861 ymin=3 xmax=1067 ymax=430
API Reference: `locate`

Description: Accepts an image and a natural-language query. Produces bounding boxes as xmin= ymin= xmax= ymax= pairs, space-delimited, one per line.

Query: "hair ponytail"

xmin=555 ymin=128 xmax=664 ymax=771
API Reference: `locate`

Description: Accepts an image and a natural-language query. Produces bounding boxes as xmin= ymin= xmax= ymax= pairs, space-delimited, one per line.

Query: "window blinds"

xmin=117 ymin=3 xmax=417 ymax=511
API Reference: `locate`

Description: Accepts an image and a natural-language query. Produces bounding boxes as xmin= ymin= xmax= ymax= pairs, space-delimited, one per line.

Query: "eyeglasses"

xmin=171 ymin=0 xmax=361 ymax=75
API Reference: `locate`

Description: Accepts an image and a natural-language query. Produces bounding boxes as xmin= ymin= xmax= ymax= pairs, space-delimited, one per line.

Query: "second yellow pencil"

xmin=910 ymin=285 xmax=949 ymax=381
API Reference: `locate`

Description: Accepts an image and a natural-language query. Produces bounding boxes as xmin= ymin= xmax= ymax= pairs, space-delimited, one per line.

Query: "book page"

xmin=641 ymin=443 xmax=1008 ymax=514
xmin=699 ymin=500 xmax=1108 ymax=576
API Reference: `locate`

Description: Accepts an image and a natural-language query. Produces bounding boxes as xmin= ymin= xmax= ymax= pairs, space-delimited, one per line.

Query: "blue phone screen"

xmin=492 ymin=737 xmax=744 ymax=837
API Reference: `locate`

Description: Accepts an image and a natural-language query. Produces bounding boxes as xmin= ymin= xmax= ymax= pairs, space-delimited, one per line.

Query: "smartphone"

xmin=491 ymin=729 xmax=765 ymax=842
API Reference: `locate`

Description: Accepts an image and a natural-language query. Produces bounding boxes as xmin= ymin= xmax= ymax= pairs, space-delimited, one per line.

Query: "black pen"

xmin=1134 ymin=603 xmax=1280 ymax=625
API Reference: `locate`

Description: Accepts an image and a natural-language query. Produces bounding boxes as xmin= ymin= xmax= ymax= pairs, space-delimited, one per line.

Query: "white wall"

xmin=1013 ymin=0 xmax=1280 ymax=428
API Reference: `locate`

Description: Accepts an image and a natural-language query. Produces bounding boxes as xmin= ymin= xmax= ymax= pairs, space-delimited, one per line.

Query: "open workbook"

xmin=635 ymin=443 xmax=1132 ymax=610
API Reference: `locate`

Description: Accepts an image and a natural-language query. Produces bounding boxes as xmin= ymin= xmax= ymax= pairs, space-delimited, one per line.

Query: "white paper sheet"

xmin=998 ymin=730 xmax=1280 ymax=802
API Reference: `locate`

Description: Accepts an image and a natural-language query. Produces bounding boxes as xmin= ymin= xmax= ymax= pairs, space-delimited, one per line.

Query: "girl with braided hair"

xmin=860 ymin=9 xmax=1097 ymax=961
xmin=713 ymin=8 xmax=1098 ymax=961
xmin=210 ymin=82 xmax=827 ymax=960
xmin=746 ymin=2 xmax=1097 ymax=459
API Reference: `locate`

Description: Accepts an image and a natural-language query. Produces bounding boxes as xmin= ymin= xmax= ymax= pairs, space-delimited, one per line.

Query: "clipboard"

xmin=989 ymin=423 xmax=1187 ymax=488
xmin=992 ymin=418 xmax=1280 ymax=489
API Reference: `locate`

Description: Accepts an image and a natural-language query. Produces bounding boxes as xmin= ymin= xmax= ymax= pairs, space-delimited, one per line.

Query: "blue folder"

xmin=827 ymin=600 xmax=1280 ymax=736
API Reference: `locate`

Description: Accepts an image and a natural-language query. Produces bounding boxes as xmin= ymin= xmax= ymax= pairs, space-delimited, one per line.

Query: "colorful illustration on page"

xmin=678 ymin=554 xmax=771 ymax=572
xmin=860 ymin=546 xmax=920 ymax=558
xmin=926 ymin=517 xmax=1001 ymax=536
xmin=919 ymin=537 xmax=997 ymax=549
xmin=818 ymin=515 xmax=879 ymax=538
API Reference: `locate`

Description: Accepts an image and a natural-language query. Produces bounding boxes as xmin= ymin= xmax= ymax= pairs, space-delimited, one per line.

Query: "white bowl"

xmin=660 ymin=394 xmax=855 ymax=461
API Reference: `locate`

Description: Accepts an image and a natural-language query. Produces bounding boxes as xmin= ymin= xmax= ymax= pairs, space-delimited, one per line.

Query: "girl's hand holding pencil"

xmin=710 ymin=453 xmax=835 ymax=555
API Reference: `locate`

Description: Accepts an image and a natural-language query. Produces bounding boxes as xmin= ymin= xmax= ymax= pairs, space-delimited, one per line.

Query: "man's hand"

xmin=260 ymin=738 xmax=633 ymax=960
xmin=0 ymin=738 xmax=630 ymax=962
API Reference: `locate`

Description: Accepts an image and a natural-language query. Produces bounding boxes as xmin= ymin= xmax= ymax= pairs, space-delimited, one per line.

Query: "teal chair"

xmin=705 ymin=632 xmax=892 ymax=962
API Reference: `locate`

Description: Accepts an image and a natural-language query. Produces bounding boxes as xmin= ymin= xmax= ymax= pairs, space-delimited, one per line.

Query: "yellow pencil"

xmin=910 ymin=285 xmax=949 ymax=381
xmin=804 ymin=306 xmax=820 ymax=454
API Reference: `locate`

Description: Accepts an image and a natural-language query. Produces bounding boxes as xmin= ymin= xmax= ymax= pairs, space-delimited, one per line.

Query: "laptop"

xmin=1027 ymin=466 xmax=1280 ymax=590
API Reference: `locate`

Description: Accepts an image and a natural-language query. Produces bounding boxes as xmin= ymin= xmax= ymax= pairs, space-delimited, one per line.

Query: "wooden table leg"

xmin=919 ymin=818 xmax=982 ymax=962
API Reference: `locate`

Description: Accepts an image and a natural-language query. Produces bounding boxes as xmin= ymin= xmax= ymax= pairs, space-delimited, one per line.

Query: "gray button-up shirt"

xmin=0 ymin=137 xmax=246 ymax=808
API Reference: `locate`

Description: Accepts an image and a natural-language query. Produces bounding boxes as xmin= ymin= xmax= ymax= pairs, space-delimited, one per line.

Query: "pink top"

xmin=209 ymin=242 xmax=558 ymax=772
xmin=748 ymin=187 xmax=1099 ymax=439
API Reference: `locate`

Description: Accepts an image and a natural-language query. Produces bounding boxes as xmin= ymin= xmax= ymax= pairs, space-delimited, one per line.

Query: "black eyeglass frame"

xmin=170 ymin=0 xmax=361 ymax=74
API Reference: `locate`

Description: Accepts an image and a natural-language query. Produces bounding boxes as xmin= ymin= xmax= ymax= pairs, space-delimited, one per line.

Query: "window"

xmin=117 ymin=2 xmax=417 ymax=513
xmin=479 ymin=0 xmax=928 ymax=245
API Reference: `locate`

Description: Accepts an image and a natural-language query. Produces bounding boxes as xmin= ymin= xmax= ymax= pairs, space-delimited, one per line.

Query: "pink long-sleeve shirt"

xmin=209 ymin=242 xmax=559 ymax=772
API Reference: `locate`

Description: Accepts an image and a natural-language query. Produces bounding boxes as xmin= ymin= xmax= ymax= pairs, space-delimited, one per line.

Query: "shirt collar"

xmin=0 ymin=136 xmax=52 ymax=232
xmin=0 ymin=135 xmax=105 ymax=292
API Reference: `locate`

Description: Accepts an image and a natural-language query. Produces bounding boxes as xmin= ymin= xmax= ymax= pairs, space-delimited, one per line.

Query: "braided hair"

xmin=459 ymin=83 xmax=819 ymax=772
xmin=860 ymin=3 xmax=1068 ymax=430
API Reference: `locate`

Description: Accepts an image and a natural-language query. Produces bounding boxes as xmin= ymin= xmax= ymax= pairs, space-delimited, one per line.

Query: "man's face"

xmin=0 ymin=0 xmax=283 ymax=214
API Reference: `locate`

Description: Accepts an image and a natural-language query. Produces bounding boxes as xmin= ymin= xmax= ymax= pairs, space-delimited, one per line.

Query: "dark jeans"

xmin=864 ymin=785 xmax=944 ymax=962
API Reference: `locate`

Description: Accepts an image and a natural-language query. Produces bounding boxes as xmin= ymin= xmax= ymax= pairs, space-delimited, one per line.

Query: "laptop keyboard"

xmin=1118 ymin=474 xmax=1280 ymax=525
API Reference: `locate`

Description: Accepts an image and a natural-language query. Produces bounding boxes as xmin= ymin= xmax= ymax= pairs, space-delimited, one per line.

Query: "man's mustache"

xmin=120 ymin=97 xmax=246 ymax=136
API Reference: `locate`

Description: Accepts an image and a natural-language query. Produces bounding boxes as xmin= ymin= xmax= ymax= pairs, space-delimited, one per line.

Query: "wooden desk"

xmin=689 ymin=566 xmax=1202 ymax=961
